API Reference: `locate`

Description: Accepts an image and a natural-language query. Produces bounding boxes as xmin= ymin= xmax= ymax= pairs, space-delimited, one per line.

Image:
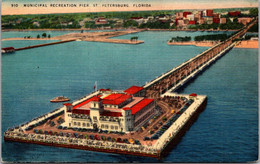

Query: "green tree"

xmin=123 ymin=20 xmax=138 ymax=28
xmin=48 ymin=34 xmax=51 ymax=38
xmin=42 ymin=33 xmax=47 ymax=38
xmin=249 ymin=8 xmax=258 ymax=17
xmin=37 ymin=34 xmax=40 ymax=39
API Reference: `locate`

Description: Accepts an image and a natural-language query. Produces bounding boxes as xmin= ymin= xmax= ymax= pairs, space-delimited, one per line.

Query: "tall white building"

xmin=62 ymin=86 xmax=157 ymax=132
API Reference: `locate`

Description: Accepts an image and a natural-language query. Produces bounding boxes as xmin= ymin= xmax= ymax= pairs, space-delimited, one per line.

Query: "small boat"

xmin=50 ymin=96 xmax=70 ymax=103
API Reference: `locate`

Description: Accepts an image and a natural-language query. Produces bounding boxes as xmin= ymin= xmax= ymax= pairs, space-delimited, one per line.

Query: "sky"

xmin=1 ymin=0 xmax=258 ymax=15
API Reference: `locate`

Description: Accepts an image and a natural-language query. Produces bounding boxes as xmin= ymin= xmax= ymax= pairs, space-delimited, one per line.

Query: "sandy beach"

xmin=168 ymin=40 xmax=259 ymax=48
xmin=168 ymin=41 xmax=220 ymax=47
xmin=235 ymin=40 xmax=259 ymax=49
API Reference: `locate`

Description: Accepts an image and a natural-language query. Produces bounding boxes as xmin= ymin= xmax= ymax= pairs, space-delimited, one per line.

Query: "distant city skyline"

xmin=2 ymin=0 xmax=258 ymax=15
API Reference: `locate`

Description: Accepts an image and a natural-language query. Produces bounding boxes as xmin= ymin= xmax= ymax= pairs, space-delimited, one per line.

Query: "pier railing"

xmin=163 ymin=41 xmax=237 ymax=94
xmin=4 ymin=130 xmax=158 ymax=155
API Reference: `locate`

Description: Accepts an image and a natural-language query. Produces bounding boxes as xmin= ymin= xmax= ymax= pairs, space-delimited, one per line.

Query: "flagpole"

xmin=94 ymin=81 xmax=97 ymax=92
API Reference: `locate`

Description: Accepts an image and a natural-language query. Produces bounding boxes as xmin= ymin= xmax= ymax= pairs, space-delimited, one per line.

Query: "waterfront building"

xmin=203 ymin=10 xmax=213 ymax=17
xmin=130 ymin=17 xmax=144 ymax=25
xmin=176 ymin=12 xmax=183 ymax=19
xmin=213 ymin=13 xmax=220 ymax=18
xmin=177 ymin=19 xmax=185 ymax=27
xmin=188 ymin=20 xmax=196 ymax=25
xmin=95 ymin=17 xmax=109 ymax=25
xmin=220 ymin=18 xmax=227 ymax=24
xmin=228 ymin=11 xmax=241 ymax=17
xmin=204 ymin=17 xmax=213 ymax=24
xmin=62 ymin=86 xmax=157 ymax=132
xmin=1 ymin=47 xmax=15 ymax=53
xmin=32 ymin=22 xmax=40 ymax=27
xmin=213 ymin=18 xmax=220 ymax=24
xmin=183 ymin=12 xmax=192 ymax=18
xmin=187 ymin=14 xmax=195 ymax=21
xmin=198 ymin=18 xmax=205 ymax=25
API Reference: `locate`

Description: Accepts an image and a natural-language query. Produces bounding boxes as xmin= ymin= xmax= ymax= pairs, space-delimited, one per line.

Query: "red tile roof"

xmin=64 ymin=103 xmax=72 ymax=106
xmin=131 ymin=17 xmax=143 ymax=20
xmin=124 ymin=99 xmax=154 ymax=115
xmin=73 ymin=95 xmax=101 ymax=109
xmin=91 ymin=96 xmax=101 ymax=102
xmin=101 ymin=111 xmax=122 ymax=117
xmin=122 ymin=107 xmax=131 ymax=110
xmin=124 ymin=86 xmax=144 ymax=95
xmin=189 ymin=93 xmax=197 ymax=97
xmin=183 ymin=12 xmax=192 ymax=18
xmin=189 ymin=20 xmax=196 ymax=25
xmin=102 ymin=93 xmax=131 ymax=105
xmin=99 ymin=88 xmax=111 ymax=92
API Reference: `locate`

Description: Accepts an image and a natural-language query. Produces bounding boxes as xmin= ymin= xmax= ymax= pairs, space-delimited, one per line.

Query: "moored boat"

xmin=50 ymin=96 xmax=70 ymax=103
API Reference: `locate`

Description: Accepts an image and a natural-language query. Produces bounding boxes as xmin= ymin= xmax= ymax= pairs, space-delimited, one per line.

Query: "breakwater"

xmin=15 ymin=39 xmax=76 ymax=51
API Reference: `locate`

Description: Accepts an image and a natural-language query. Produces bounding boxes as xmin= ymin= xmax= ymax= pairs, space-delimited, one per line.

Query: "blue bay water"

xmin=1 ymin=31 xmax=258 ymax=162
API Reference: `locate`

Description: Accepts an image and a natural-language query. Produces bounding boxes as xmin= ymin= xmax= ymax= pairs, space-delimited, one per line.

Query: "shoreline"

xmin=2 ymin=28 xmax=239 ymax=32
xmin=234 ymin=40 xmax=259 ymax=49
xmin=168 ymin=40 xmax=259 ymax=49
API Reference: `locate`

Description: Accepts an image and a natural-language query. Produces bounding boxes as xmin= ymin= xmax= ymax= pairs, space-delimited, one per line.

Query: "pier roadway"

xmin=143 ymin=19 xmax=257 ymax=98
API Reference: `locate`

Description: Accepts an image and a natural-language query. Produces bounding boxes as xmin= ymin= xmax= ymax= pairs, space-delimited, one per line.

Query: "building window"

xmin=101 ymin=124 xmax=104 ymax=128
xmin=115 ymin=126 xmax=118 ymax=130
xmin=87 ymin=123 xmax=90 ymax=127
xmin=83 ymin=123 xmax=86 ymax=127
xmin=105 ymin=125 xmax=108 ymax=129
xmin=93 ymin=116 xmax=97 ymax=121
xmin=111 ymin=125 xmax=114 ymax=129
xmin=74 ymin=122 xmax=77 ymax=125
xmin=78 ymin=122 xmax=81 ymax=126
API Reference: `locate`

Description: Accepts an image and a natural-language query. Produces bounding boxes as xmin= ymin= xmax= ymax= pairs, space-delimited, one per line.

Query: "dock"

xmin=3 ymin=19 xmax=257 ymax=159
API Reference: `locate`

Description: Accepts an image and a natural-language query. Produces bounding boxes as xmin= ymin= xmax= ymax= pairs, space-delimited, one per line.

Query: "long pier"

xmin=144 ymin=19 xmax=257 ymax=98
xmin=14 ymin=39 xmax=76 ymax=51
